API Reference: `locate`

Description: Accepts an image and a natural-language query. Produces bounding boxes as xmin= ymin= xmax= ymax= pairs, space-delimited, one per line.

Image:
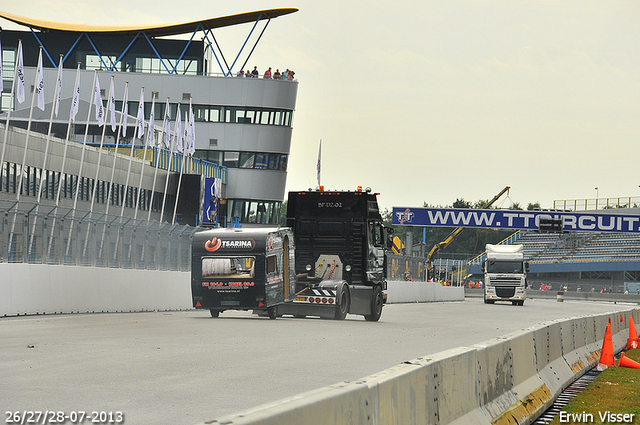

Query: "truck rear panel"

xmin=191 ymin=227 xmax=295 ymax=312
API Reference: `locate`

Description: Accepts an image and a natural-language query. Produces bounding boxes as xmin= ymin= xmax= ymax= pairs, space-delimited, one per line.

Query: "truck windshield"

xmin=487 ymin=260 xmax=523 ymax=274
xmin=202 ymin=257 xmax=255 ymax=278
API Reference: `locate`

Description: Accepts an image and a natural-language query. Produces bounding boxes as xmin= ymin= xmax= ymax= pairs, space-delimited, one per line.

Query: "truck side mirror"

xmin=385 ymin=227 xmax=394 ymax=249
xmin=525 ymin=262 xmax=530 ymax=272
xmin=481 ymin=264 xmax=485 ymax=273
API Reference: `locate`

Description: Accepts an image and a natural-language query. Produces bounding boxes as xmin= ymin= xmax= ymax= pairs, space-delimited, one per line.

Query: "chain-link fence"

xmin=0 ymin=200 xmax=195 ymax=270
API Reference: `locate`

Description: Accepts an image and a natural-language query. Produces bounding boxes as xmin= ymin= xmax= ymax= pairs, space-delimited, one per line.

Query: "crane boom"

xmin=426 ymin=186 xmax=511 ymax=274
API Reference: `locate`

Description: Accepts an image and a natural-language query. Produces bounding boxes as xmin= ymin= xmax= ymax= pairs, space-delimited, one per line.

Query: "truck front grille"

xmin=490 ymin=276 xmax=521 ymax=285
xmin=495 ymin=286 xmax=516 ymax=298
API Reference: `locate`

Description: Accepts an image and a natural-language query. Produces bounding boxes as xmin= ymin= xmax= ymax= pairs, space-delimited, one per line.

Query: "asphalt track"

xmin=1 ymin=299 xmax=634 ymax=425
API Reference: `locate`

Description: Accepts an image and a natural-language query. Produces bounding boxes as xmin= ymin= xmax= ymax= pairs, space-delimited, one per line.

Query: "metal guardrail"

xmin=387 ymin=254 xmax=426 ymax=281
xmin=0 ymin=200 xmax=195 ymax=270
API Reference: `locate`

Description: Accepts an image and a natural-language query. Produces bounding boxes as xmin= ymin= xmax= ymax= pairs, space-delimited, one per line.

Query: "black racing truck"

xmin=191 ymin=187 xmax=393 ymax=321
xmin=277 ymin=187 xmax=392 ymax=321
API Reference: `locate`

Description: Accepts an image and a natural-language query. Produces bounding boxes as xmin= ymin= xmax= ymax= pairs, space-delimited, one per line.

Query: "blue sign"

xmin=202 ymin=178 xmax=218 ymax=224
xmin=392 ymin=207 xmax=640 ymax=233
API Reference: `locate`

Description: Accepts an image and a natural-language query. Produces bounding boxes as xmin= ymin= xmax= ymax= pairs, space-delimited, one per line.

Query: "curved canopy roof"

xmin=0 ymin=8 xmax=298 ymax=37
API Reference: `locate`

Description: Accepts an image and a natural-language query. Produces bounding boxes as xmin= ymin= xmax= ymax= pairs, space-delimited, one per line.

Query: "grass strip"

xmin=548 ymin=349 xmax=640 ymax=424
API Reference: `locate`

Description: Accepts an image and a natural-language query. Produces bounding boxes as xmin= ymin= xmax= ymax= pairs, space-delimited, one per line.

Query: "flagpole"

xmin=47 ymin=62 xmax=81 ymax=261
xmin=317 ymin=139 xmax=322 ymax=188
xmin=120 ymin=86 xmax=144 ymax=218
xmin=148 ymin=97 xmax=170 ymax=222
xmin=134 ymin=93 xmax=155 ymax=220
xmin=160 ymin=102 xmax=181 ymax=224
xmin=82 ymin=75 xmax=113 ymax=260
xmin=9 ymin=46 xmax=44 ymax=260
xmin=65 ymin=69 xmax=99 ymax=260
xmin=28 ymin=54 xmax=64 ymax=259
xmin=88 ymin=75 xmax=113 ymax=214
xmin=104 ymin=81 xmax=128 ymax=218
xmin=171 ymin=104 xmax=187 ymax=224
xmin=113 ymin=86 xmax=143 ymax=265
xmin=99 ymin=81 xmax=128 ymax=263
xmin=0 ymin=40 xmax=22 ymax=186
xmin=188 ymin=97 xmax=195 ymax=173
xmin=172 ymin=137 xmax=186 ymax=225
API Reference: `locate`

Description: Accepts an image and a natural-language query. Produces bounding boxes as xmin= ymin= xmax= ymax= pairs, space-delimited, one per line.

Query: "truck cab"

xmin=482 ymin=244 xmax=528 ymax=306
xmin=281 ymin=187 xmax=392 ymax=321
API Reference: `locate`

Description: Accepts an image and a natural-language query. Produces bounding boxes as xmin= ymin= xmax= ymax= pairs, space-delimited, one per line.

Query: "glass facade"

xmin=226 ymin=199 xmax=283 ymax=225
xmin=196 ymin=150 xmax=288 ymax=172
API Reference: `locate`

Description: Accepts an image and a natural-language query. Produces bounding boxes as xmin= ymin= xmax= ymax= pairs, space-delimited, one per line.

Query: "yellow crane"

xmin=426 ymin=186 xmax=511 ymax=276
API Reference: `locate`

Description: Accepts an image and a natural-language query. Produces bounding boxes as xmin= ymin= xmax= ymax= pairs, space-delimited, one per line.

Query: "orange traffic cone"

xmin=598 ymin=322 xmax=615 ymax=367
xmin=628 ymin=317 xmax=639 ymax=350
xmin=618 ymin=352 xmax=640 ymax=369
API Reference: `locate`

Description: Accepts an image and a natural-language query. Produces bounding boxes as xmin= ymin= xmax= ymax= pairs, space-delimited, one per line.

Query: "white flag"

xmin=184 ymin=110 xmax=189 ymax=156
xmin=94 ymin=75 xmax=105 ymax=126
xmin=162 ymin=98 xmax=171 ymax=149
xmin=175 ymin=104 xmax=183 ymax=153
xmin=188 ymin=103 xmax=195 ymax=156
xmin=317 ymin=140 xmax=321 ymax=187
xmin=136 ymin=88 xmax=145 ymax=138
xmin=69 ymin=64 xmax=81 ymax=122
xmin=35 ymin=50 xmax=45 ymax=111
xmin=108 ymin=77 xmax=116 ymax=132
xmin=148 ymin=97 xmax=155 ymax=147
xmin=0 ymin=36 xmax=3 ymax=95
xmin=121 ymin=85 xmax=129 ymax=137
xmin=53 ymin=56 xmax=63 ymax=117
xmin=16 ymin=41 xmax=25 ymax=104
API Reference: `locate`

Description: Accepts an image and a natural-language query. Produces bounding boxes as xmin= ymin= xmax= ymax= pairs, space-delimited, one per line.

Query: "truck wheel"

xmin=267 ymin=306 xmax=277 ymax=320
xmin=364 ymin=286 xmax=383 ymax=322
xmin=334 ymin=286 xmax=350 ymax=320
xmin=210 ymin=309 xmax=220 ymax=318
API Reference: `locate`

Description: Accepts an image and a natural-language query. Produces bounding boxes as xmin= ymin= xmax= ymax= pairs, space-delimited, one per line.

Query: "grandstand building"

xmin=468 ymin=210 xmax=640 ymax=291
xmin=0 ymin=8 xmax=298 ymax=227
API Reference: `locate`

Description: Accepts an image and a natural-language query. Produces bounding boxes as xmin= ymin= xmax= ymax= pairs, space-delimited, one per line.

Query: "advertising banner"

xmin=392 ymin=207 xmax=640 ymax=233
xmin=202 ymin=178 xmax=220 ymax=224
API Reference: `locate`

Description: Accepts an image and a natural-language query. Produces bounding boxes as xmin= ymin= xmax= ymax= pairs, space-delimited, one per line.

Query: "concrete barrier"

xmin=0 ymin=263 xmax=192 ymax=316
xmin=386 ymin=280 xmax=464 ymax=303
xmin=0 ymin=264 xmax=462 ymax=317
xmin=465 ymin=287 xmax=640 ymax=304
xmin=200 ymin=307 xmax=640 ymax=425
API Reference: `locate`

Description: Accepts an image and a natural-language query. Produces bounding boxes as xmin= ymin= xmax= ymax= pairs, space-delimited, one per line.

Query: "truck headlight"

xmin=305 ymin=264 xmax=312 ymax=271
xmin=345 ymin=265 xmax=352 ymax=272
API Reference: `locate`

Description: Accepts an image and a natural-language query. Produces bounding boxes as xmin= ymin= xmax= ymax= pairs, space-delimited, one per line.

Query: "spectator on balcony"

xmin=251 ymin=66 xmax=259 ymax=78
xmin=274 ymin=69 xmax=281 ymax=79
xmin=264 ymin=67 xmax=272 ymax=79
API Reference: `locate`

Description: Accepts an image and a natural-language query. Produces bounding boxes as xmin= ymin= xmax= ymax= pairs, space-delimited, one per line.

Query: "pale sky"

xmin=2 ymin=0 xmax=640 ymax=212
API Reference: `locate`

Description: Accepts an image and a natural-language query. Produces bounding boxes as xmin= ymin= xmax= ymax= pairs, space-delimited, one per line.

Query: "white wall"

xmin=386 ymin=280 xmax=464 ymax=303
xmin=0 ymin=263 xmax=191 ymax=316
xmin=0 ymin=265 xmax=462 ymax=317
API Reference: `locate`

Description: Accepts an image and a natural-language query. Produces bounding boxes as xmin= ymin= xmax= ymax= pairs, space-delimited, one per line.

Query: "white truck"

xmin=482 ymin=244 xmax=528 ymax=306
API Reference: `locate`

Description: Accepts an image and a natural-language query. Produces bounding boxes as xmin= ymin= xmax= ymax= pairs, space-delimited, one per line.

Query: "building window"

xmin=199 ymin=151 xmax=288 ymax=171
xmin=222 ymin=152 xmax=239 ymax=168
xmin=226 ymin=199 xmax=283 ymax=225
xmin=239 ymin=153 xmax=255 ymax=168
